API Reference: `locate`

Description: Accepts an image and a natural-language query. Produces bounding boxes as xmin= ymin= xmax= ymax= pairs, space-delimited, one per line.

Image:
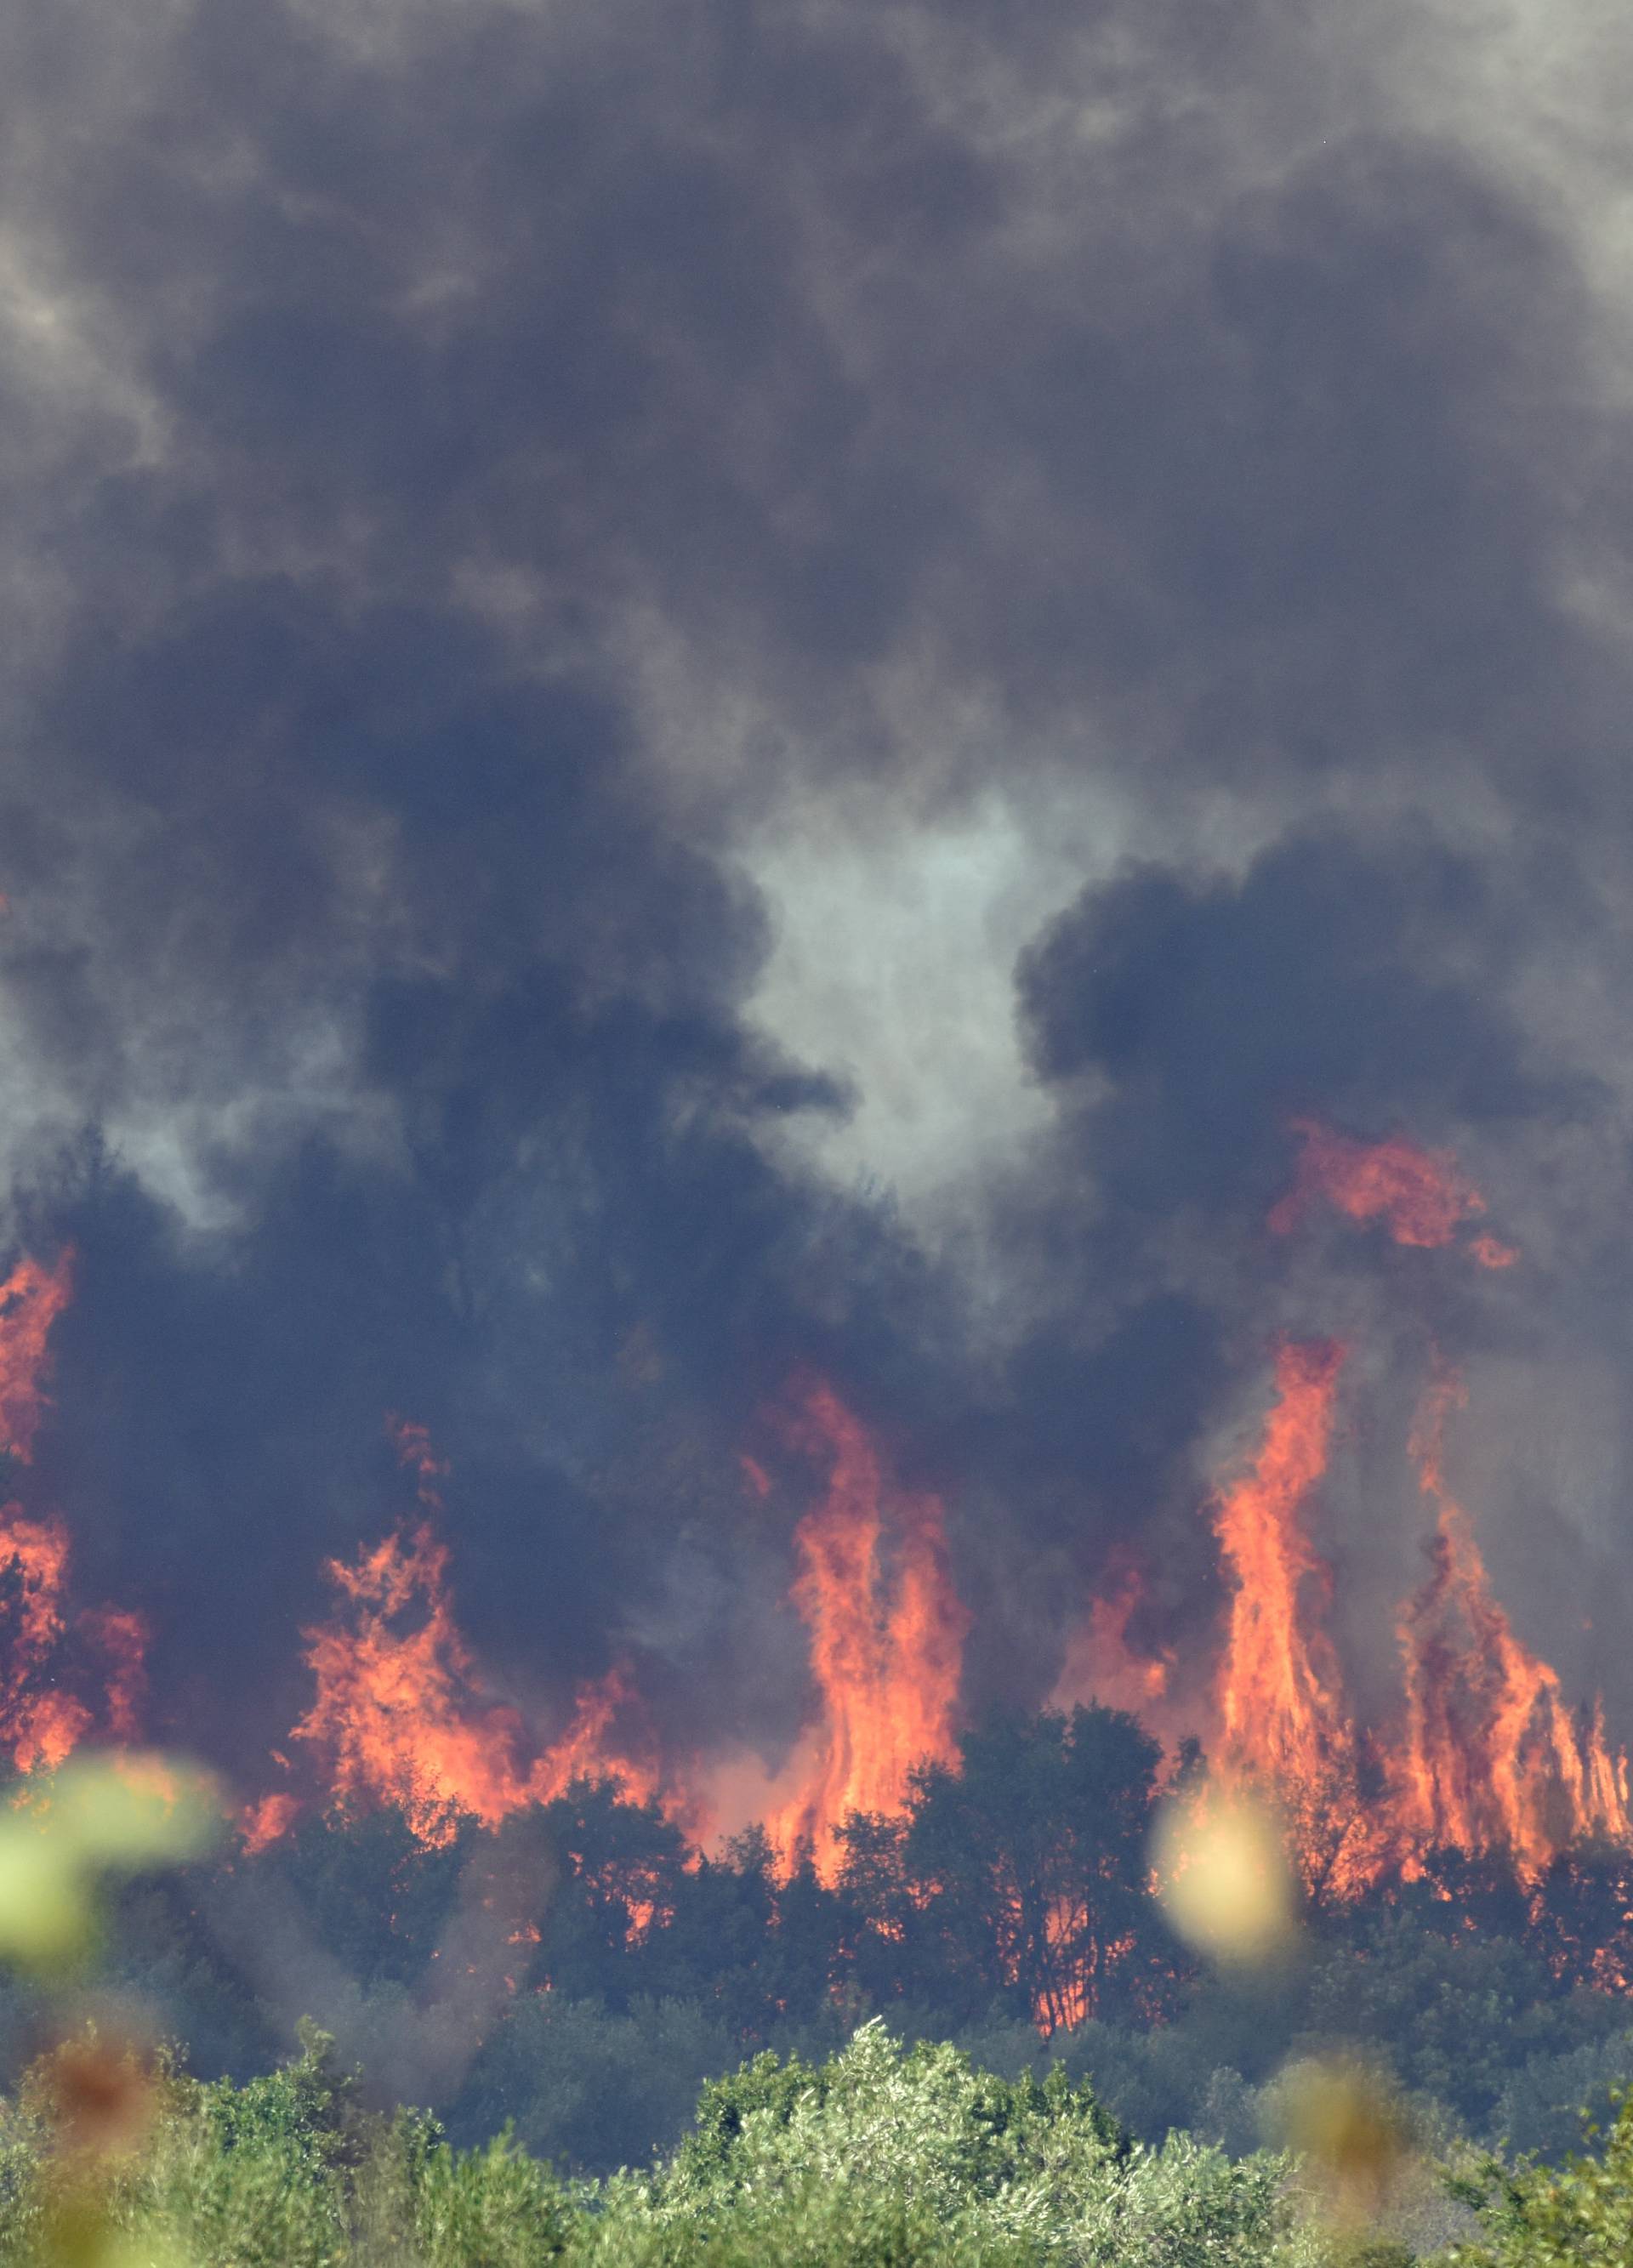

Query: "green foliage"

xmin=6 ymin=1717 xmax=1633 ymax=2252
xmin=130 ymin=2112 xmax=350 ymax=2268
xmin=1443 ymin=2088 xmax=1633 ymax=2265
xmin=885 ymin=1706 xmax=1177 ymax=2035
xmin=186 ymin=2019 xmax=370 ymax=2177
xmin=1294 ymin=1913 xmax=1607 ymax=2132
xmin=39 ymin=2000 xmax=1633 ymax=2268
xmin=1488 ymin=2031 xmax=1633 ymax=2162
xmin=275 ymin=1809 xmax=469 ymax=1990
xmin=0 ymin=2014 xmax=1345 ymax=2265
xmin=618 ymin=2016 xmax=1313 ymax=2265
xmin=363 ymin=2119 xmax=578 ymax=2266
xmin=9 ymin=1712 xmax=1629 ymax=2186
xmin=456 ymin=1992 xmax=741 ymax=2173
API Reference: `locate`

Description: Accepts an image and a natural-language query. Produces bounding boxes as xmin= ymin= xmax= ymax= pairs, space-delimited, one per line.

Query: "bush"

xmin=1444 ymin=2088 xmax=1633 ymax=2266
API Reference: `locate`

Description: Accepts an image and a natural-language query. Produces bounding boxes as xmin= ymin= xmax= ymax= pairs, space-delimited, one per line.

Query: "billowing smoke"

xmin=2 ymin=0 xmax=1632 ymax=1839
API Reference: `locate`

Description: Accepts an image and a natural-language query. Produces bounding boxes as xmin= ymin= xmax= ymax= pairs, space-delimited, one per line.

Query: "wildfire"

xmin=1392 ymin=1373 xmax=1630 ymax=1879
xmin=1161 ymin=1336 xmax=1631 ymax=1897
xmin=0 ymin=1115 xmax=1619 ymax=1975
xmin=84 ymin=1606 xmax=147 ymax=1744
xmin=240 ymin=1789 xmax=301 ymax=1854
xmin=1271 ymin=1118 xmax=1517 ymax=1267
xmin=0 ymin=1517 xmax=152 ymax=1775
xmin=287 ymin=1421 xmax=661 ymax=1848
xmin=765 ymin=1379 xmax=970 ymax=1881
xmin=270 ymin=1387 xmax=970 ymax=1867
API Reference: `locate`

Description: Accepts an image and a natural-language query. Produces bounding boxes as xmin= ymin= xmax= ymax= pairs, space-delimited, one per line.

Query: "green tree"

xmin=900 ymin=1707 xmax=1175 ymax=2036
xmin=532 ymin=1779 xmax=691 ymax=2004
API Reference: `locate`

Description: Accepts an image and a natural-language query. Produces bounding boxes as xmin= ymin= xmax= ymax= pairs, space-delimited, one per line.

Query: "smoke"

xmin=1 ymin=0 xmax=1631 ymax=1802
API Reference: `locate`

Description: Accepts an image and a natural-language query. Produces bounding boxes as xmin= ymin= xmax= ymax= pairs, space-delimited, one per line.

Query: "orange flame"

xmin=292 ymin=1521 xmax=534 ymax=1845
xmin=1206 ymin=1342 xmax=1396 ymax=1895
xmin=1392 ymin=1373 xmax=1630 ymax=1879
xmin=0 ymin=1250 xmax=74 ymax=1464
xmin=85 ymin=1606 xmax=148 ymax=1744
xmin=0 ymin=1255 xmax=146 ymax=1774
xmin=1150 ymin=1341 xmax=1633 ymax=1896
xmin=1212 ymin=1340 xmax=1351 ymax=1791
xmin=525 ymin=1660 xmax=659 ymax=1810
xmin=286 ymin=1422 xmax=661 ymax=1847
xmin=0 ymin=1509 xmax=92 ymax=1770
xmin=765 ymin=1380 xmax=970 ymax=1881
xmin=0 ymin=1512 xmax=147 ymax=1773
xmin=1271 ymin=1119 xmax=1516 ymax=1266
xmin=240 ymin=1789 xmax=302 ymax=1853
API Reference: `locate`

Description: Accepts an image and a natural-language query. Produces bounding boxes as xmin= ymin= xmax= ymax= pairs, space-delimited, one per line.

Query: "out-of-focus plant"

xmin=0 ymin=1753 xmax=220 ymax=1974
xmin=1150 ymin=1792 xmax=1437 ymax=2263
xmin=0 ymin=1751 xmax=221 ymax=2265
xmin=1442 ymin=2086 xmax=1633 ymax=2265
xmin=1152 ymin=1791 xmax=1299 ymax=1970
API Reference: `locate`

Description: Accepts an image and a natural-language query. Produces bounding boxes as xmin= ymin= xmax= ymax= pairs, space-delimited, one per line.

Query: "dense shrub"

xmin=0 ymin=2016 xmax=1344 ymax=2265
xmin=1444 ymin=2089 xmax=1633 ymax=2266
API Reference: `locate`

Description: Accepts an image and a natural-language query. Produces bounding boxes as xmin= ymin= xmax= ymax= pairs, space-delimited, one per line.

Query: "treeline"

xmin=10 ymin=1705 xmax=1633 ymax=2177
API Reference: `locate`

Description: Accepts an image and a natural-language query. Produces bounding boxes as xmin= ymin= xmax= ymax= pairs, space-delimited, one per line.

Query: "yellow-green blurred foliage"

xmin=0 ymin=1754 xmax=219 ymax=1973
xmin=1152 ymin=1792 xmax=1298 ymax=1966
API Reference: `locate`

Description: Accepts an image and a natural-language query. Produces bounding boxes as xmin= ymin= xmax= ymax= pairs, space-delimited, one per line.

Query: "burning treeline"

xmin=0 ymin=1121 xmax=1626 ymax=1945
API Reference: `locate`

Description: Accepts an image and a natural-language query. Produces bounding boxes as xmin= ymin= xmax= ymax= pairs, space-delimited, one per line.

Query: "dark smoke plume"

xmin=1 ymin=0 xmax=1631 ymax=1788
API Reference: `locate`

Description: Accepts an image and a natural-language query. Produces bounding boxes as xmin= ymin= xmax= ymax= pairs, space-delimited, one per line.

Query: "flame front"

xmin=3 ymin=1115 xmax=1624 ymax=1953
xmin=293 ymin=1520 xmax=535 ymax=1845
xmin=1213 ymin=1339 xmax=1350 ymax=1790
xmin=765 ymin=1380 xmax=970 ymax=1881
xmin=1188 ymin=1336 xmax=1629 ymax=1893
xmin=288 ymin=1420 xmax=660 ymax=1847
xmin=0 ymin=1512 xmax=93 ymax=1771
xmin=1392 ymin=1373 xmax=1630 ymax=1879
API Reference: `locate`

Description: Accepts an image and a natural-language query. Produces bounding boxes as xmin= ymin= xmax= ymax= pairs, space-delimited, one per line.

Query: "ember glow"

xmin=764 ymin=1379 xmax=970 ymax=1881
